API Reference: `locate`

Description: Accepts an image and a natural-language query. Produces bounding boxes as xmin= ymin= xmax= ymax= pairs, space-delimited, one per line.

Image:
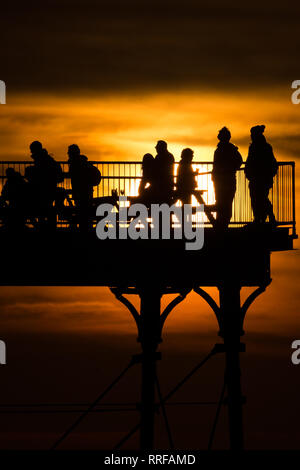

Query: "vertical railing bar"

xmin=292 ymin=162 xmax=296 ymax=236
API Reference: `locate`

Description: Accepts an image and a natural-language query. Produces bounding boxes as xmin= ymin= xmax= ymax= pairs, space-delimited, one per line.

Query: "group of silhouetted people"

xmin=0 ymin=141 xmax=101 ymax=230
xmin=137 ymin=125 xmax=278 ymax=229
xmin=0 ymin=124 xmax=278 ymax=231
xmin=213 ymin=124 xmax=278 ymax=227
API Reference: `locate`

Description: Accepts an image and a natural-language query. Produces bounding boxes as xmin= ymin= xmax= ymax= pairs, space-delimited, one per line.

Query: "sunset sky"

xmin=0 ymin=0 xmax=300 ymax=450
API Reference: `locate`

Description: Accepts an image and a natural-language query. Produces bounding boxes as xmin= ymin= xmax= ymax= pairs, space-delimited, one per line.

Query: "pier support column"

xmin=138 ymin=287 xmax=162 ymax=451
xmin=110 ymin=285 xmax=189 ymax=450
xmin=219 ymin=283 xmax=244 ymax=450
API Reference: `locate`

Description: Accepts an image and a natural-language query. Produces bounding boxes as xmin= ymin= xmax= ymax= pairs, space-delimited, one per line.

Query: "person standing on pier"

xmin=26 ymin=140 xmax=63 ymax=228
xmin=176 ymin=148 xmax=198 ymax=204
xmin=138 ymin=153 xmax=156 ymax=205
xmin=153 ymin=140 xmax=175 ymax=204
xmin=212 ymin=127 xmax=243 ymax=229
xmin=67 ymin=144 xmax=101 ymax=231
xmin=245 ymin=125 xmax=278 ymax=225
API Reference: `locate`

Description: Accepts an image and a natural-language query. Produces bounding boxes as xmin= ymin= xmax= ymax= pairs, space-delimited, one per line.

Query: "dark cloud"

xmin=1 ymin=1 xmax=300 ymax=94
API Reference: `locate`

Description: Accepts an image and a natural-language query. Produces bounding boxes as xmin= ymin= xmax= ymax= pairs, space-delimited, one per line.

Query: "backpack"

xmin=87 ymin=162 xmax=102 ymax=187
xmin=46 ymin=155 xmax=64 ymax=184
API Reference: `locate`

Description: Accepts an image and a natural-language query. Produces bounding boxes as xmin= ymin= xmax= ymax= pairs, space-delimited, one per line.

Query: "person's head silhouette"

xmin=30 ymin=141 xmax=43 ymax=160
xmin=68 ymin=144 xmax=81 ymax=159
xmin=6 ymin=168 xmax=16 ymax=178
xmin=155 ymin=140 xmax=168 ymax=153
xmin=217 ymin=127 xmax=231 ymax=143
xmin=250 ymin=125 xmax=266 ymax=143
xmin=181 ymin=148 xmax=194 ymax=163
xmin=141 ymin=154 xmax=155 ymax=179
xmin=142 ymin=153 xmax=154 ymax=166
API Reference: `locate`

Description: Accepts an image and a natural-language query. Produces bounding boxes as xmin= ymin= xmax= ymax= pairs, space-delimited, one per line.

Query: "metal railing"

xmin=0 ymin=161 xmax=296 ymax=234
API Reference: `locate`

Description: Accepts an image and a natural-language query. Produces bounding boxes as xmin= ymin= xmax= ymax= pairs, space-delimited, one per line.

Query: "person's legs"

xmin=249 ymin=182 xmax=262 ymax=223
xmin=214 ymin=180 xmax=235 ymax=229
xmin=260 ymin=186 xmax=269 ymax=223
xmin=213 ymin=181 xmax=222 ymax=223
xmin=265 ymin=187 xmax=276 ymax=223
xmin=259 ymin=186 xmax=275 ymax=223
xmin=78 ymin=197 xmax=93 ymax=232
xmin=223 ymin=183 xmax=236 ymax=227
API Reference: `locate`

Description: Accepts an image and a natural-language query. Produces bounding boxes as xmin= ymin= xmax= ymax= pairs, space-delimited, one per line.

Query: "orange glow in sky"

xmin=0 ymin=88 xmax=299 ymax=338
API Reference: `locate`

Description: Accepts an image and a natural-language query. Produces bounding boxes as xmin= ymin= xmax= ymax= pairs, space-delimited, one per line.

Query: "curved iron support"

xmin=110 ymin=287 xmax=141 ymax=335
xmin=109 ymin=285 xmax=192 ymax=450
xmin=159 ymin=288 xmax=191 ymax=334
xmin=193 ymin=286 xmax=222 ymax=332
xmin=240 ymin=280 xmax=272 ymax=334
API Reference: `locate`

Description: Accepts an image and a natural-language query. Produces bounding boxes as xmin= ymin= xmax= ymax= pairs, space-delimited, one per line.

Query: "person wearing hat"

xmin=212 ymin=127 xmax=243 ymax=229
xmin=245 ymin=125 xmax=278 ymax=224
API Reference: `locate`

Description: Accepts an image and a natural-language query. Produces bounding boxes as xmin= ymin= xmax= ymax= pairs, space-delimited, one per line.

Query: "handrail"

xmin=0 ymin=160 xmax=295 ymax=231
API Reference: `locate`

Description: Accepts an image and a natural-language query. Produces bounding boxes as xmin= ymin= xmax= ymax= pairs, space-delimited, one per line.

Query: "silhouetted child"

xmin=138 ymin=153 xmax=155 ymax=205
xmin=176 ymin=148 xmax=198 ymax=204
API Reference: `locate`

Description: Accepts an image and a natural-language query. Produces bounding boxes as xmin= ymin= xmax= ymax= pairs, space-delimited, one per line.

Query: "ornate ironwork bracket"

xmin=240 ymin=279 xmax=272 ymax=334
xmin=193 ymin=286 xmax=222 ymax=333
xmin=159 ymin=288 xmax=192 ymax=334
xmin=194 ymin=280 xmax=272 ymax=337
xmin=110 ymin=287 xmax=141 ymax=332
xmin=110 ymin=287 xmax=192 ymax=342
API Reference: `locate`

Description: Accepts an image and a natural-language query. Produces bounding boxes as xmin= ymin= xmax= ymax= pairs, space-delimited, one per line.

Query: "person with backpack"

xmin=67 ymin=144 xmax=101 ymax=230
xmin=245 ymin=125 xmax=278 ymax=224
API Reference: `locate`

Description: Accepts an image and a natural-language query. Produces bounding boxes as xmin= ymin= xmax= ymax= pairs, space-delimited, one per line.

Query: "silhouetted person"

xmin=212 ymin=127 xmax=242 ymax=229
xmin=245 ymin=125 xmax=278 ymax=224
xmin=153 ymin=140 xmax=175 ymax=203
xmin=1 ymin=168 xmax=29 ymax=228
xmin=25 ymin=141 xmax=63 ymax=228
xmin=67 ymin=144 xmax=101 ymax=230
xmin=138 ymin=153 xmax=155 ymax=205
xmin=176 ymin=148 xmax=198 ymax=204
